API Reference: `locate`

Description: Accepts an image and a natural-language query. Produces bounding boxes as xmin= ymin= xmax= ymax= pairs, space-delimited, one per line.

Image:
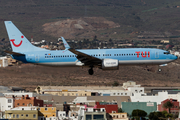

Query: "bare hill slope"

xmin=42 ymin=17 xmax=120 ymax=39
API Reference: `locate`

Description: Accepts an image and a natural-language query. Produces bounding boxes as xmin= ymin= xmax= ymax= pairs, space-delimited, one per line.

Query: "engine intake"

xmin=102 ymin=59 xmax=119 ymax=70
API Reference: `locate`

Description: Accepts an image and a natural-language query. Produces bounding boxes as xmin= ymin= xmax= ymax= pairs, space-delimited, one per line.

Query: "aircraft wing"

xmin=68 ymin=48 xmax=102 ymax=66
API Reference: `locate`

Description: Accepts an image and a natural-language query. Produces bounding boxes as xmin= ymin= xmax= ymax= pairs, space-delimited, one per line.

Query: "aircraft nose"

xmin=175 ymin=55 xmax=178 ymax=60
xmin=172 ymin=55 xmax=178 ymax=60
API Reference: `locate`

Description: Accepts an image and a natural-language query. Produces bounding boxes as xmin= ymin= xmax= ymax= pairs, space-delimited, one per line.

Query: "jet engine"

xmin=102 ymin=59 xmax=119 ymax=70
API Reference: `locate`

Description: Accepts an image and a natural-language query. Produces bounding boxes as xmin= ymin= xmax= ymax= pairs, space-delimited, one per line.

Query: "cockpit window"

xmin=164 ymin=52 xmax=170 ymax=54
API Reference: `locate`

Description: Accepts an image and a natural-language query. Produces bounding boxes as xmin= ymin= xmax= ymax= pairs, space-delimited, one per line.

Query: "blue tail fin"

xmin=61 ymin=36 xmax=70 ymax=49
xmin=4 ymin=21 xmax=49 ymax=53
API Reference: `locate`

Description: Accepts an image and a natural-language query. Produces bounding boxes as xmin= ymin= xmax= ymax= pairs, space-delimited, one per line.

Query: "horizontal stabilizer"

xmin=5 ymin=51 xmax=25 ymax=56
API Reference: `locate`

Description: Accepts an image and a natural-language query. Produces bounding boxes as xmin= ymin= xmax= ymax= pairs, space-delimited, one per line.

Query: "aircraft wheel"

xmin=88 ymin=68 xmax=94 ymax=75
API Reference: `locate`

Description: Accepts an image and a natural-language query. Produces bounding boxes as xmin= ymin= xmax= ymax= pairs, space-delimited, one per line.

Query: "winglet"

xmin=61 ymin=37 xmax=70 ymax=49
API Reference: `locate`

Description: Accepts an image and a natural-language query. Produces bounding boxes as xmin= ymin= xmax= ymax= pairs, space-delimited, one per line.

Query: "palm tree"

xmin=163 ymin=100 xmax=174 ymax=113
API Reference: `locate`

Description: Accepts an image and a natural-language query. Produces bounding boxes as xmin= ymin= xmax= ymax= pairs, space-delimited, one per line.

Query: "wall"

xmin=38 ymin=107 xmax=56 ymax=118
xmin=5 ymin=110 xmax=38 ymax=120
xmin=122 ymin=102 xmax=157 ymax=116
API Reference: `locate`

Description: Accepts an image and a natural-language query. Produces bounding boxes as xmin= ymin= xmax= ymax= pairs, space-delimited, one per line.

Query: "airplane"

xmin=4 ymin=21 xmax=178 ymax=75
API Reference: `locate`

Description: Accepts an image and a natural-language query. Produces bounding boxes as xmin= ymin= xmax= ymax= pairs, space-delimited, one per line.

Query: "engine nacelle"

xmin=102 ymin=59 xmax=119 ymax=70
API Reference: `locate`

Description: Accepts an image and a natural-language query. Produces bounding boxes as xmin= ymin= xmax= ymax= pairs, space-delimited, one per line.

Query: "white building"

xmin=3 ymin=91 xmax=37 ymax=98
xmin=11 ymin=106 xmax=37 ymax=110
xmin=168 ymin=92 xmax=180 ymax=101
xmin=0 ymin=96 xmax=14 ymax=112
xmin=57 ymin=111 xmax=67 ymax=120
xmin=130 ymin=91 xmax=168 ymax=105
xmin=72 ymin=97 xmax=95 ymax=104
xmin=0 ymin=57 xmax=8 ymax=67
xmin=69 ymin=111 xmax=78 ymax=120
xmin=46 ymin=117 xmax=58 ymax=120
xmin=78 ymin=106 xmax=107 ymax=120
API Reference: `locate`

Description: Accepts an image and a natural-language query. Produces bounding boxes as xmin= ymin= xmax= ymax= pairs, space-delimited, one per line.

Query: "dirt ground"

xmin=0 ymin=59 xmax=180 ymax=91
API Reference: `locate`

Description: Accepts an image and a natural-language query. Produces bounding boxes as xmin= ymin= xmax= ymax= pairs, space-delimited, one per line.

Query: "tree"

xmin=149 ymin=111 xmax=173 ymax=120
xmin=149 ymin=111 xmax=162 ymax=120
xmin=163 ymin=100 xmax=174 ymax=113
xmin=112 ymin=81 xmax=119 ymax=86
xmin=118 ymin=108 xmax=123 ymax=113
xmin=132 ymin=109 xmax=147 ymax=120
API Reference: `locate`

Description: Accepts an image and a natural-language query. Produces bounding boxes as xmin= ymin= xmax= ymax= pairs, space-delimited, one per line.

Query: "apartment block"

xmin=14 ymin=95 xmax=43 ymax=107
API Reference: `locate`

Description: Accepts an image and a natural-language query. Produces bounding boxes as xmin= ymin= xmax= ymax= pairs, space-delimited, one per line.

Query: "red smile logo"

xmin=10 ymin=36 xmax=23 ymax=47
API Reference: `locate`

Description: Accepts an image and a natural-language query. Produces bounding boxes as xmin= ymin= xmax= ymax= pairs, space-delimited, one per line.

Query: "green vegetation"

xmin=112 ymin=81 xmax=119 ymax=86
xmin=149 ymin=111 xmax=174 ymax=120
xmin=131 ymin=109 xmax=147 ymax=120
xmin=118 ymin=108 xmax=123 ymax=113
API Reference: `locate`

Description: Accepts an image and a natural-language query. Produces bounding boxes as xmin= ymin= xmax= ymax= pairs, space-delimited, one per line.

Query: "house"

xmin=96 ymin=102 xmax=118 ymax=113
xmin=14 ymin=95 xmax=43 ymax=107
xmin=0 ymin=95 xmax=14 ymax=112
xmin=0 ymin=57 xmax=8 ymax=67
xmin=158 ymin=99 xmax=179 ymax=114
xmin=78 ymin=106 xmax=107 ymax=120
xmin=37 ymin=107 xmax=56 ymax=119
xmin=57 ymin=111 xmax=67 ymax=120
xmin=5 ymin=106 xmax=38 ymax=120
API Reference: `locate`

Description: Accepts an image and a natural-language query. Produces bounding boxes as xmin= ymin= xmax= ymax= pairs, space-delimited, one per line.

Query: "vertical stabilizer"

xmin=61 ymin=36 xmax=70 ymax=49
xmin=4 ymin=21 xmax=49 ymax=53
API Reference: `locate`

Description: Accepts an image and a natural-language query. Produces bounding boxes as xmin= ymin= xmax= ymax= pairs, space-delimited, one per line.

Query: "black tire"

xmin=88 ymin=69 xmax=94 ymax=75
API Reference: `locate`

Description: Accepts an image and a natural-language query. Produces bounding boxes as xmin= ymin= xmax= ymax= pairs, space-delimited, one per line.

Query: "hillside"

xmin=42 ymin=17 xmax=120 ymax=39
xmin=0 ymin=0 xmax=180 ymax=42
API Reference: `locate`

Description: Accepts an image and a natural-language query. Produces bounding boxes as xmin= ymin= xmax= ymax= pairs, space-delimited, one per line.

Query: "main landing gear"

xmin=88 ymin=67 xmax=94 ymax=75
